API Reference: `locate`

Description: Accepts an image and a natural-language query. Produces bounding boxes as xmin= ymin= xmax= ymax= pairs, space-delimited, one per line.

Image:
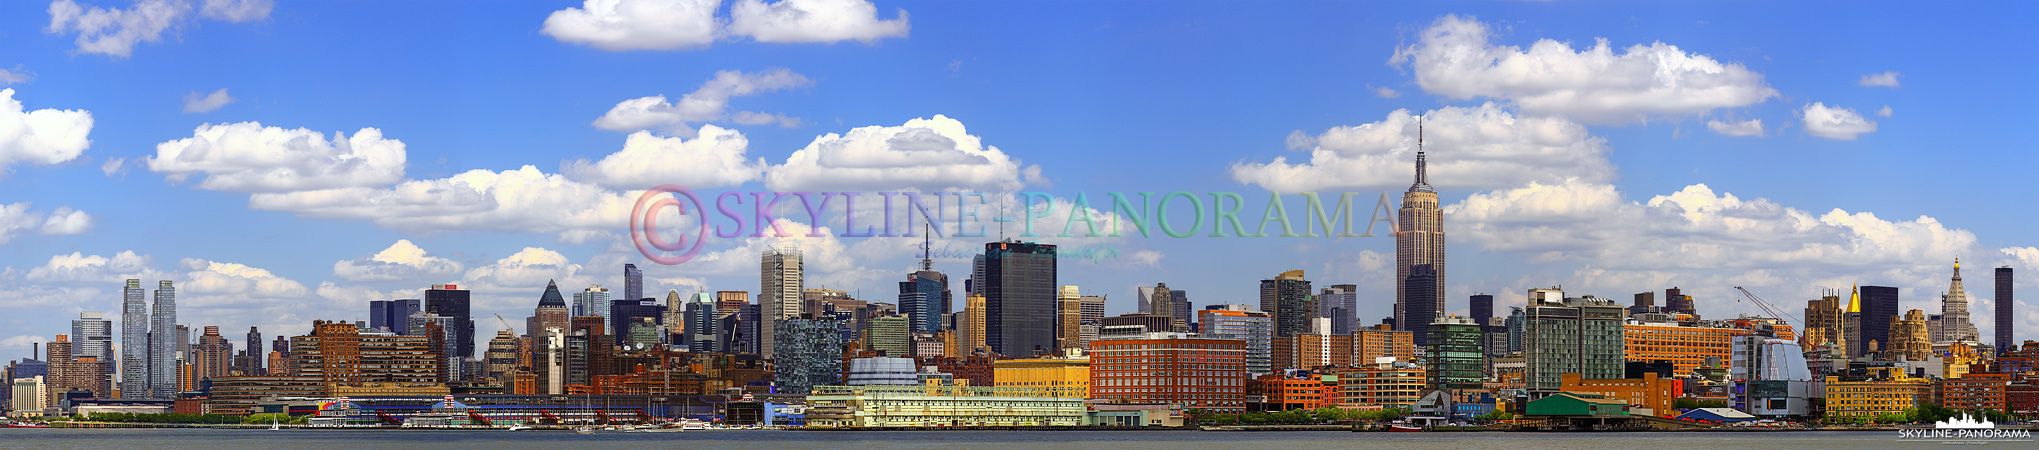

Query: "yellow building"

xmin=1623 ymin=323 xmax=1749 ymax=377
xmin=994 ymin=353 xmax=1091 ymax=398
xmin=328 ymin=382 xmax=453 ymax=398
xmin=1337 ymin=362 xmax=1426 ymax=409
xmin=1354 ymin=325 xmax=1414 ymax=363
xmin=1886 ymin=310 xmax=1930 ymax=361
xmin=1823 ymin=370 xmax=1930 ymax=419
xmin=959 ymin=295 xmax=988 ymax=355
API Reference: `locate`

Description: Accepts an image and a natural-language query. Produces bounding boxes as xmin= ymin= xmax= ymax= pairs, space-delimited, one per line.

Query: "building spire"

xmin=920 ymin=222 xmax=934 ymax=271
xmin=1411 ymin=114 xmax=1433 ymax=193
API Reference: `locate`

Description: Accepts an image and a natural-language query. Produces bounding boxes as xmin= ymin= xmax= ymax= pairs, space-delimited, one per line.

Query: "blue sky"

xmin=2 ymin=0 xmax=2035 ymax=357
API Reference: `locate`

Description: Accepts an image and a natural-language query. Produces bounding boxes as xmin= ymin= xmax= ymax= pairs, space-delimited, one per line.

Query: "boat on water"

xmin=574 ymin=426 xmax=596 ymax=434
xmin=1387 ymin=424 xmax=1423 ymax=432
xmin=506 ymin=425 xmax=533 ymax=431
xmin=5 ymin=422 xmax=50 ymax=429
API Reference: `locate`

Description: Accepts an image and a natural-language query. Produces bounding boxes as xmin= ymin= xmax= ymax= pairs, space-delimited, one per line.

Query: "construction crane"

xmin=1731 ymin=286 xmax=1805 ymax=330
xmin=493 ymin=313 xmax=517 ymax=334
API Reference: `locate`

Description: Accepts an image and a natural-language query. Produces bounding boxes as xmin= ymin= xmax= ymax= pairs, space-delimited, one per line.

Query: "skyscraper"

xmin=1148 ymin=283 xmax=1176 ymax=332
xmin=773 ymin=315 xmax=842 ymax=394
xmin=1931 ymin=259 xmax=1980 ymax=343
xmin=761 ymin=245 xmax=804 ymax=356
xmin=194 ymin=326 xmax=230 ymax=381
xmin=119 ymin=279 xmax=148 ymax=398
xmin=1631 ymin=292 xmax=1656 ymax=315
xmin=70 ymin=312 xmax=112 ymax=366
xmin=1170 ymin=289 xmax=1191 ymax=332
xmin=369 ymin=299 xmax=422 ymax=334
xmin=623 ymin=263 xmax=643 ymax=305
xmin=682 ymin=292 xmax=717 ymax=352
xmin=1998 ymin=266 xmax=2014 ymax=354
xmin=424 ymin=284 xmax=475 ymax=359
xmin=1198 ymin=305 xmax=1274 ymax=376
xmin=1470 ymin=294 xmax=1494 ymax=325
xmin=1395 ymin=118 xmax=1446 ymax=342
xmin=148 ymin=280 xmax=176 ymax=398
xmin=898 ymin=241 xmax=951 ymax=335
xmin=528 ymin=280 xmax=570 ymax=340
xmin=1056 ymin=285 xmax=1083 ymax=353
xmin=1522 ymin=289 xmax=1625 ymax=394
xmin=573 ymin=285 xmax=611 ymax=330
xmin=1319 ymin=285 xmax=1358 ymax=335
xmin=1665 ymin=287 xmax=1695 ymax=316
xmin=1260 ymin=270 xmax=1312 ymax=337
xmin=244 ymin=326 xmax=263 ymax=375
xmin=610 ymin=297 xmax=663 ymax=339
xmin=1859 ymin=285 xmax=1900 ymax=355
xmin=975 ymin=240 xmax=1057 ymax=357
xmin=1403 ymin=264 xmax=1438 ymax=346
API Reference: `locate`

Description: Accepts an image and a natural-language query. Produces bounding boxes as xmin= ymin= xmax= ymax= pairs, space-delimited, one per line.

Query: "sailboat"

xmin=269 ymin=415 xmax=280 ymax=431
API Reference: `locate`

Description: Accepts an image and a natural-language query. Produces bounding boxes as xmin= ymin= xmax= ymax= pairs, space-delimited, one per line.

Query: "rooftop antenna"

xmin=920 ymin=222 xmax=934 ymax=271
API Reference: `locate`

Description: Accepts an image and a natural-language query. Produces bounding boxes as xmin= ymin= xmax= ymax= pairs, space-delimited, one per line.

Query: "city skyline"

xmin=2 ymin=0 xmax=2037 ymax=363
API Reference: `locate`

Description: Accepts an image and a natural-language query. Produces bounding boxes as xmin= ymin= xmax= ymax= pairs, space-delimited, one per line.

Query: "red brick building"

xmin=1939 ymin=372 xmax=2010 ymax=412
xmin=1246 ymin=372 xmax=1337 ymax=411
xmin=1091 ymin=335 xmax=1246 ymax=413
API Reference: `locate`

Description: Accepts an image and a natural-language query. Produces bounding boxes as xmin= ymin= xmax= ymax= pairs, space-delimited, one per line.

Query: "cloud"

xmin=100 ymin=156 xmax=128 ymax=177
xmin=1877 ymin=105 xmax=1892 ymax=118
xmin=24 ymin=250 xmax=153 ymax=282
xmin=1390 ymin=14 xmax=1777 ymax=125
xmin=197 ymin=0 xmax=271 ymax=22
xmin=181 ymin=88 xmax=233 ymax=113
xmin=1858 ymin=71 xmax=1901 ymax=88
xmin=1706 ymin=118 xmax=1763 ymax=137
xmin=1451 ymin=181 xmax=1975 ymax=271
xmin=1373 ymin=86 xmax=1401 ymax=98
xmin=0 ymin=88 xmax=94 ymax=175
xmin=177 ymin=257 xmax=311 ymax=307
xmin=0 ymin=202 xmax=96 ymax=245
xmin=45 ymin=0 xmax=269 ymax=58
xmin=461 ymin=247 xmax=589 ymax=292
xmin=332 ymin=239 xmax=465 ymax=282
xmin=765 ymin=114 xmax=1042 ymax=192
xmin=542 ymin=0 xmax=721 ymax=51
xmin=1801 ymin=102 xmax=1876 ymax=140
xmin=728 ymin=0 xmax=909 ymax=44
xmin=146 ymin=122 xmax=407 ymax=192
xmin=592 ymin=68 xmax=813 ymax=136
xmin=1230 ymin=103 xmax=1615 ymax=193
xmin=247 ymin=165 xmax=642 ymax=234
xmin=567 ymin=126 xmax=765 ymax=189
xmin=0 ymin=65 xmax=33 ymax=85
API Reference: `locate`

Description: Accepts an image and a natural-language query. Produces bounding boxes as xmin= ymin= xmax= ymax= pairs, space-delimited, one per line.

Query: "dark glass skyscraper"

xmin=610 ymin=298 xmax=663 ymax=339
xmin=898 ymin=242 xmax=951 ymax=335
xmin=1998 ymin=266 xmax=2014 ymax=353
xmin=974 ymin=240 xmax=1056 ymax=357
xmin=1471 ymin=294 xmax=1494 ymax=324
xmin=624 ymin=263 xmax=644 ymax=305
xmin=425 ymin=284 xmax=475 ymax=358
xmin=1260 ymin=270 xmax=1312 ymax=337
xmin=1403 ymin=264 xmax=1438 ymax=346
xmin=1859 ymin=285 xmax=1900 ymax=353
xmin=370 ymin=299 xmax=421 ymax=334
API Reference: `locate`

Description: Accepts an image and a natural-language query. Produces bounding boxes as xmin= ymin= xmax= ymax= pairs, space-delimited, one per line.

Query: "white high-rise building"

xmin=760 ymin=245 xmax=804 ymax=356
xmin=574 ymin=285 xmax=611 ymax=334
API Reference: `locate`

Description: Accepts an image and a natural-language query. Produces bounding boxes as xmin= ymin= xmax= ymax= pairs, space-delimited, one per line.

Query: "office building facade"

xmin=975 ymin=240 xmax=1057 ymax=357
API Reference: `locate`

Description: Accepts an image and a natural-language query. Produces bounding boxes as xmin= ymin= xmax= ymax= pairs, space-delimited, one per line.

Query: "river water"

xmin=0 ymin=429 xmax=1978 ymax=449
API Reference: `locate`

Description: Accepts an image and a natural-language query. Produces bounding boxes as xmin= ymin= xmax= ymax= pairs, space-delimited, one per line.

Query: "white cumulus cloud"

xmin=181 ymin=88 xmax=233 ymax=113
xmin=247 ymin=165 xmax=642 ymax=234
xmin=765 ymin=114 xmax=1041 ymax=192
xmin=1858 ymin=71 xmax=1901 ymax=88
xmin=0 ymin=65 xmax=33 ymax=85
xmin=1801 ymin=102 xmax=1876 ymax=140
xmin=1230 ymin=103 xmax=1615 ymax=193
xmin=1390 ymin=14 xmax=1777 ymax=125
xmin=25 ymin=250 xmax=153 ymax=282
xmin=333 ymin=239 xmax=465 ymax=282
xmin=0 ymin=202 xmax=95 ymax=244
xmin=0 ymin=88 xmax=94 ymax=175
xmin=592 ymin=68 xmax=813 ymax=136
xmin=146 ymin=122 xmax=407 ymax=192
xmin=1706 ymin=118 xmax=1763 ymax=137
xmin=568 ymin=126 xmax=765 ymax=189
xmin=46 ymin=0 xmax=269 ymax=58
xmin=542 ymin=0 xmax=721 ymax=51
xmin=728 ymin=0 xmax=908 ymax=44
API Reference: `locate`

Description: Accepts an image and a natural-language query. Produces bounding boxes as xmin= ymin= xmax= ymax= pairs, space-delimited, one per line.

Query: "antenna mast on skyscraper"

xmin=921 ymin=222 xmax=934 ymax=271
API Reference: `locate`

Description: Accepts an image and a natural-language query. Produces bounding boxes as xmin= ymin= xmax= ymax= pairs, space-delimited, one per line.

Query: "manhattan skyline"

xmin=0 ymin=0 xmax=2035 ymax=358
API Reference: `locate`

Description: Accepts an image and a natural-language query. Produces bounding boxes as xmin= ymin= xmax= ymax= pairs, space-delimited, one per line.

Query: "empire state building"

xmin=1395 ymin=117 xmax=1446 ymax=345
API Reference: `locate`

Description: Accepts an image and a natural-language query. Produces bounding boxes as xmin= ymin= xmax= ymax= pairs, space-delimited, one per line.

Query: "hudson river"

xmin=0 ymin=429 xmax=1988 ymax=449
